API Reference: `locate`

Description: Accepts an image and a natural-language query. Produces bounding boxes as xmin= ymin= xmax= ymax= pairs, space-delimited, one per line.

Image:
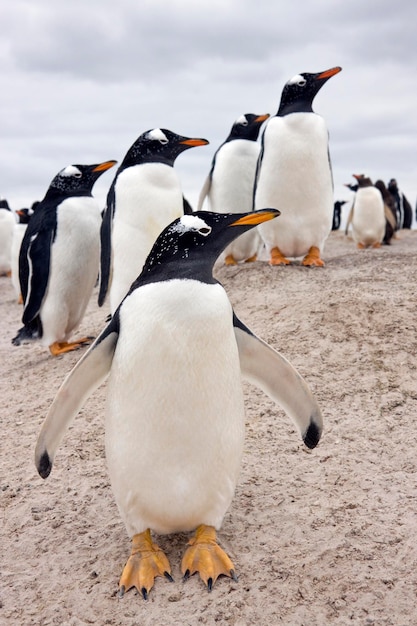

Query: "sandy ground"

xmin=1 ymin=228 xmax=417 ymax=626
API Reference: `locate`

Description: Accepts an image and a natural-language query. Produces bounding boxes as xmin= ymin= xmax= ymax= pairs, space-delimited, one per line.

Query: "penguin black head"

xmin=16 ymin=208 xmax=33 ymax=224
xmin=277 ymin=66 xmax=342 ymax=116
xmin=226 ymin=113 xmax=270 ymax=142
xmin=133 ymin=209 xmax=280 ymax=287
xmin=0 ymin=198 xmax=11 ymax=211
xmin=46 ymin=161 xmax=117 ymax=200
xmin=353 ymin=174 xmax=373 ymax=188
xmin=120 ymin=128 xmax=209 ymax=169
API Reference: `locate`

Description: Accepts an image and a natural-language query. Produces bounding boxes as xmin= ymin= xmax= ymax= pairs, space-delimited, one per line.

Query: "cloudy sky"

xmin=2 ymin=0 xmax=416 ymax=224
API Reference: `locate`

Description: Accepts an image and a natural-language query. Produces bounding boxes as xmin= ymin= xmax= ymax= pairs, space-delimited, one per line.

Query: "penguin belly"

xmin=209 ymin=141 xmax=261 ymax=263
xmin=352 ymin=188 xmax=385 ymax=247
xmin=109 ymin=164 xmax=183 ymax=313
xmin=256 ymin=115 xmax=333 ymax=258
xmin=40 ymin=198 xmax=101 ymax=346
xmin=105 ymin=280 xmax=245 ymax=537
xmin=0 ymin=210 xmax=16 ymax=275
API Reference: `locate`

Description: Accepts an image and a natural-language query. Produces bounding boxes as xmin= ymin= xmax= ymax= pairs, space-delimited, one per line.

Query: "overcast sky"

xmin=2 ymin=0 xmax=416 ymax=224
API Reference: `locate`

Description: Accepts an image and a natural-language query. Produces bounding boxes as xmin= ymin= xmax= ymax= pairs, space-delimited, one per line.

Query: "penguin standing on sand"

xmin=374 ymin=180 xmax=397 ymax=245
xmin=350 ymin=174 xmax=385 ymax=248
xmin=35 ymin=208 xmax=323 ymax=599
xmin=332 ymin=200 xmax=347 ymax=230
xmin=197 ymin=113 xmax=269 ymax=265
xmin=0 ymin=198 xmax=16 ymax=276
xmin=11 ymin=207 xmax=34 ymax=301
xmin=254 ymin=67 xmax=342 ymax=266
xmin=98 ymin=128 xmax=209 ymax=315
xmin=387 ymin=178 xmax=413 ymax=230
xmin=12 ymin=161 xmax=117 ymax=354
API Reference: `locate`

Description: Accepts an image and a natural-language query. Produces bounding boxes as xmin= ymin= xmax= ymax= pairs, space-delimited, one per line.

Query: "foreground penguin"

xmin=0 ymin=198 xmax=16 ymax=276
xmin=13 ymin=161 xmax=117 ymax=354
xmin=197 ymin=113 xmax=269 ymax=265
xmin=349 ymin=174 xmax=385 ymax=248
xmin=98 ymin=128 xmax=209 ymax=315
xmin=35 ymin=208 xmax=323 ymax=599
xmin=254 ymin=67 xmax=342 ymax=266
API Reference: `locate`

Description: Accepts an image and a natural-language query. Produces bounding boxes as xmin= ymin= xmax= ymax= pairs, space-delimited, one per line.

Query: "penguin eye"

xmin=159 ymin=138 xmax=169 ymax=145
xmin=241 ymin=119 xmax=248 ymax=127
xmin=198 ymin=226 xmax=212 ymax=236
xmin=73 ymin=172 xmax=82 ymax=178
xmin=297 ymin=78 xmax=307 ymax=87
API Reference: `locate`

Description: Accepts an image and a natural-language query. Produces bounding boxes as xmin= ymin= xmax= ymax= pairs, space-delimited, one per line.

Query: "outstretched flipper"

xmin=35 ymin=318 xmax=119 ymax=478
xmin=233 ymin=315 xmax=323 ymax=448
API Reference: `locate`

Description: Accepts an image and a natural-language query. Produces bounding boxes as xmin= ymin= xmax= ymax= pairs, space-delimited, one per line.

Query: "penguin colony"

xmin=1 ymin=64 xmax=414 ymax=600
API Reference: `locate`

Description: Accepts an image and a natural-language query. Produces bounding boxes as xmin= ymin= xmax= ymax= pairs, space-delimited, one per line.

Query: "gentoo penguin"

xmin=0 ymin=198 xmax=16 ymax=276
xmin=35 ymin=208 xmax=323 ymax=599
xmin=350 ymin=174 xmax=385 ymax=248
xmin=12 ymin=161 xmax=117 ymax=354
xmin=332 ymin=200 xmax=347 ymax=230
xmin=254 ymin=66 xmax=342 ymax=266
xmin=387 ymin=178 xmax=413 ymax=230
xmin=197 ymin=113 xmax=269 ymax=265
xmin=374 ymin=180 xmax=397 ymax=245
xmin=98 ymin=128 xmax=209 ymax=315
xmin=11 ymin=207 xmax=34 ymax=302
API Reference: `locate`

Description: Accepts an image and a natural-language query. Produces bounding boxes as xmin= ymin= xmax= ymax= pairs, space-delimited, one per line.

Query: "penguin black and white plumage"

xmin=12 ymin=161 xmax=117 ymax=354
xmin=387 ymin=178 xmax=413 ymax=230
xmin=35 ymin=208 xmax=323 ymax=599
xmin=350 ymin=174 xmax=385 ymax=248
xmin=98 ymin=128 xmax=209 ymax=315
xmin=0 ymin=198 xmax=16 ymax=276
xmin=254 ymin=67 xmax=342 ymax=266
xmin=197 ymin=113 xmax=269 ymax=265
xmin=11 ymin=207 xmax=34 ymax=301
xmin=332 ymin=200 xmax=347 ymax=231
xmin=374 ymin=180 xmax=397 ymax=245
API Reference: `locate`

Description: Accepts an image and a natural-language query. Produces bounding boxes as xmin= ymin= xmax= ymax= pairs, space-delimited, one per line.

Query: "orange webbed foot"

xmin=49 ymin=337 xmax=94 ymax=356
xmin=119 ymin=530 xmax=173 ymax=600
xmin=269 ymin=247 xmax=291 ymax=266
xmin=301 ymin=246 xmax=325 ymax=267
xmin=181 ymin=525 xmax=237 ymax=591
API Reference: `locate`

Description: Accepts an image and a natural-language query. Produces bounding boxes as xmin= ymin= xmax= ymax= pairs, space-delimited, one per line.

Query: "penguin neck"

xmin=277 ymin=100 xmax=314 ymax=116
xmin=135 ymin=254 xmax=219 ymax=289
xmin=43 ymin=187 xmax=93 ymax=204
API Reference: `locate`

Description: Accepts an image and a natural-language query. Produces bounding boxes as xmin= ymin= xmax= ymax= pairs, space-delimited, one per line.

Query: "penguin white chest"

xmin=105 ymin=280 xmax=245 ymax=536
xmin=41 ymin=197 xmax=101 ymax=344
xmin=256 ymin=114 xmax=333 ymax=257
xmin=110 ymin=164 xmax=184 ymax=313
xmin=209 ymin=140 xmax=260 ymax=213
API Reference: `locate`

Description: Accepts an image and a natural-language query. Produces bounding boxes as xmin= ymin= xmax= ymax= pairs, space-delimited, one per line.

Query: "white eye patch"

xmin=146 ymin=128 xmax=168 ymax=143
xmin=173 ymin=215 xmax=212 ymax=236
xmin=288 ymin=74 xmax=307 ymax=86
xmin=60 ymin=165 xmax=82 ymax=177
xmin=235 ymin=114 xmax=248 ymax=125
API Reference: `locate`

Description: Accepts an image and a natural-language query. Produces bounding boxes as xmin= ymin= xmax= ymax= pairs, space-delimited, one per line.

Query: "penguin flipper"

xmin=98 ymin=184 xmax=116 ymax=306
xmin=196 ymin=174 xmax=212 ymax=210
xmin=35 ymin=323 xmax=119 ymax=478
xmin=22 ymin=229 xmax=54 ymax=325
xmin=233 ymin=315 xmax=323 ymax=448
